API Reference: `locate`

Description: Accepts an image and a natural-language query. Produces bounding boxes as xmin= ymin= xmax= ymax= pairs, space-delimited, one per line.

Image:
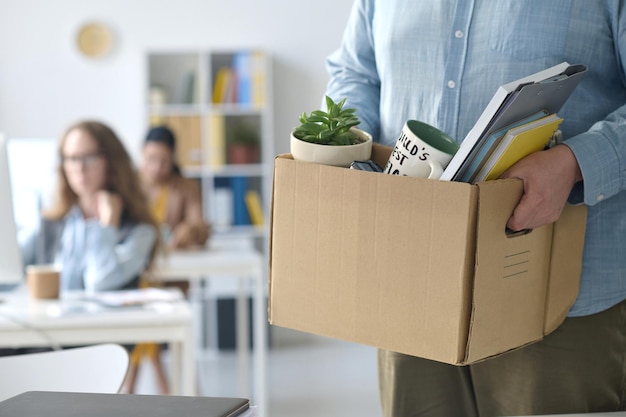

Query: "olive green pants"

xmin=378 ymin=298 xmax=626 ymax=417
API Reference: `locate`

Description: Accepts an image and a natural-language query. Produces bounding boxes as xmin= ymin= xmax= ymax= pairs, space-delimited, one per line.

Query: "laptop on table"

xmin=0 ymin=391 xmax=250 ymax=417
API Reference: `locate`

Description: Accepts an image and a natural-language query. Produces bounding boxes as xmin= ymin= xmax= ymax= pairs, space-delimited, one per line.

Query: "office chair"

xmin=0 ymin=343 xmax=129 ymax=401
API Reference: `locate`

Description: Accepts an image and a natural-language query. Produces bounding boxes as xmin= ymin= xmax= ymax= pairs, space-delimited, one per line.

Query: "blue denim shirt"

xmin=326 ymin=0 xmax=626 ymax=316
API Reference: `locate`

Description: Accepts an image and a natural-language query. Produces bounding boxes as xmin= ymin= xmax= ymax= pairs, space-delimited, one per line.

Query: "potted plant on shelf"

xmin=227 ymin=122 xmax=260 ymax=164
xmin=290 ymin=96 xmax=373 ymax=167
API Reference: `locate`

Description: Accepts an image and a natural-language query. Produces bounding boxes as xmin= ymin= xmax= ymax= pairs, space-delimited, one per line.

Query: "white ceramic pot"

xmin=290 ymin=127 xmax=373 ymax=168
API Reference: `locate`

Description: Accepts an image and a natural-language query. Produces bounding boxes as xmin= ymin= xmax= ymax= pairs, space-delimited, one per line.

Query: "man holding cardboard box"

xmin=325 ymin=1 xmax=626 ymax=416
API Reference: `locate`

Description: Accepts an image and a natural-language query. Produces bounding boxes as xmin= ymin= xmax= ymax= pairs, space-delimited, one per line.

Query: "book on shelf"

xmin=212 ymin=178 xmax=263 ymax=229
xmin=440 ymin=62 xmax=587 ymax=182
xmin=472 ymin=113 xmax=563 ymax=183
xmin=224 ymin=70 xmax=239 ymax=103
xmin=212 ymin=67 xmax=228 ymax=103
xmin=208 ymin=114 xmax=226 ymax=167
xmin=234 ymin=51 xmax=251 ymax=105
xmin=244 ymin=189 xmax=264 ymax=226
xmin=213 ymin=187 xmax=234 ymax=229
xmin=250 ymin=51 xmax=266 ymax=106
xmin=231 ymin=176 xmax=251 ymax=226
xmin=172 ymin=70 xmax=196 ymax=104
xmin=212 ymin=67 xmax=234 ymax=104
xmin=212 ymin=51 xmax=266 ymax=106
xmin=162 ymin=115 xmax=202 ymax=168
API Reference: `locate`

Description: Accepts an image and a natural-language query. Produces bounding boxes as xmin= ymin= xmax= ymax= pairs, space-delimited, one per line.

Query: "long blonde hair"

xmin=45 ymin=120 xmax=161 ymax=266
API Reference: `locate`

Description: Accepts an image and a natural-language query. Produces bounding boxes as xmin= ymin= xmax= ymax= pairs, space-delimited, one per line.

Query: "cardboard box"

xmin=268 ymin=143 xmax=587 ymax=365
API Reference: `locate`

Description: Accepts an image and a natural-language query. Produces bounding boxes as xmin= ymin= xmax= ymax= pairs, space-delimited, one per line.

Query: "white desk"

xmin=0 ymin=288 xmax=195 ymax=396
xmin=154 ymin=241 xmax=267 ymax=417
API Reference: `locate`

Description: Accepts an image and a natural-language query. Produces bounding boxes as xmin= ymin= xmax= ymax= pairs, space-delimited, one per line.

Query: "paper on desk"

xmin=87 ymin=288 xmax=183 ymax=307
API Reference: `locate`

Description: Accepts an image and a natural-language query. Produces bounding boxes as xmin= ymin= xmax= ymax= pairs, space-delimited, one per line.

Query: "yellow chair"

xmin=125 ymin=185 xmax=171 ymax=395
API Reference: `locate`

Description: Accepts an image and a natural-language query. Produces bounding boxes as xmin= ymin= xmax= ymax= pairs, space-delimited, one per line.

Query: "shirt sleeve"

xmin=564 ymin=116 xmax=626 ymax=207
xmin=324 ymin=0 xmax=381 ymax=141
xmin=562 ymin=8 xmax=626 ymax=207
xmin=82 ymin=221 xmax=156 ymax=292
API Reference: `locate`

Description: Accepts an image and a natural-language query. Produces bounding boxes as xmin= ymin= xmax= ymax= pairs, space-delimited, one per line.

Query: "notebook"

xmin=0 ymin=391 xmax=250 ymax=417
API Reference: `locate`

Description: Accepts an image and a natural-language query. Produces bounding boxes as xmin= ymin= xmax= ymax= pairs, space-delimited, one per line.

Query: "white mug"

xmin=384 ymin=120 xmax=459 ymax=179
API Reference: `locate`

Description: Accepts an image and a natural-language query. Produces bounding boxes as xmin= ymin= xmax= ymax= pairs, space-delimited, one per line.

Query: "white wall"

xmin=0 ymin=0 xmax=354 ymax=160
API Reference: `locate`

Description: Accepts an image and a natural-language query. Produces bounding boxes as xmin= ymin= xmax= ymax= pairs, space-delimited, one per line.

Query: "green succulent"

xmin=293 ymin=96 xmax=362 ymax=146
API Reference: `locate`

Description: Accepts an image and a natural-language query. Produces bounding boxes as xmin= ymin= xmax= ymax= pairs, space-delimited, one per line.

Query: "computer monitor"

xmin=0 ymin=133 xmax=25 ymax=285
xmin=7 ymin=137 xmax=58 ymax=234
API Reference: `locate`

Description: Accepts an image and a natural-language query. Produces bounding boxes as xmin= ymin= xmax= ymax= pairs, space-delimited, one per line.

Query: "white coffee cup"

xmin=384 ymin=120 xmax=459 ymax=179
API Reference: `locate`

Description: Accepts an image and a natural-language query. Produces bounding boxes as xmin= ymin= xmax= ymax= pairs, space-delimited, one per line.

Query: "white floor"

xmin=133 ymin=329 xmax=382 ymax=417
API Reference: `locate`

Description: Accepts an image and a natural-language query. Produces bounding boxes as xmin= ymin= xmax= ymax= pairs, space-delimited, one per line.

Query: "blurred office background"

xmin=0 ymin=1 xmax=380 ymax=416
xmin=0 ymin=0 xmax=354 ymax=159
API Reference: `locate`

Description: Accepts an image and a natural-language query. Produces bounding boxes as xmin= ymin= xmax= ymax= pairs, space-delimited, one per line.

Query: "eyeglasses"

xmin=61 ymin=152 xmax=104 ymax=168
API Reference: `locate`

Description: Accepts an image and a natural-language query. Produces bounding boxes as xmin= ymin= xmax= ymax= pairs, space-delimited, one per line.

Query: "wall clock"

xmin=76 ymin=22 xmax=113 ymax=58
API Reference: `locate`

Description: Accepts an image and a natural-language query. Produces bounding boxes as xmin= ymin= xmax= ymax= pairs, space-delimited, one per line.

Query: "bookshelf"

xmin=146 ymin=50 xmax=273 ymax=344
xmin=146 ymin=49 xmax=272 ymax=242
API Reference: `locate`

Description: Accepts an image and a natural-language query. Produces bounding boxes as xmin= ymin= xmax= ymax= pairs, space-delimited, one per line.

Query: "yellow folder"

xmin=475 ymin=114 xmax=563 ymax=182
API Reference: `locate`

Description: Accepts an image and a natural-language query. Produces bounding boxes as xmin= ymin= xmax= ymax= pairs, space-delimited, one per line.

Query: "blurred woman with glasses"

xmin=19 ymin=120 xmax=159 ymax=292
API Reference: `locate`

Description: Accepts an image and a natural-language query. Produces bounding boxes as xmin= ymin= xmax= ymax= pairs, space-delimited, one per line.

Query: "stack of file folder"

xmin=471 ymin=112 xmax=563 ymax=183
xmin=440 ymin=62 xmax=588 ymax=183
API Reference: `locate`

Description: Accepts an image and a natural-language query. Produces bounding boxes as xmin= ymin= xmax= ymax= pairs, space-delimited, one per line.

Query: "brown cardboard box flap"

xmin=467 ymin=180 xmax=552 ymax=362
xmin=467 ymin=182 xmax=586 ymax=362
xmin=544 ymin=202 xmax=586 ymax=333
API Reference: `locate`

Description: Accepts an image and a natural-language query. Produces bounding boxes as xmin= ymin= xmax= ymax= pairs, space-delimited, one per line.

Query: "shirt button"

xmin=596 ymin=194 xmax=605 ymax=202
xmin=455 ymin=30 xmax=464 ymax=38
xmin=447 ymin=80 xmax=456 ymax=88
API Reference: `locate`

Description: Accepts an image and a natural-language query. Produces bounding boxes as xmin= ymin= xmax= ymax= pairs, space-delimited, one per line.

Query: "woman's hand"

xmin=96 ymin=191 xmax=123 ymax=227
xmin=170 ymin=222 xmax=211 ymax=249
xmin=170 ymin=223 xmax=196 ymax=249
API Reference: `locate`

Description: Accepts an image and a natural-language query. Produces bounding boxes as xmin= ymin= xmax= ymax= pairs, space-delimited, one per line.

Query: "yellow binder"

xmin=475 ymin=114 xmax=563 ymax=182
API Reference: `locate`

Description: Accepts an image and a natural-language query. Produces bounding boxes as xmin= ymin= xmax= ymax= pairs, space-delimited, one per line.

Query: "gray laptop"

xmin=0 ymin=391 xmax=250 ymax=417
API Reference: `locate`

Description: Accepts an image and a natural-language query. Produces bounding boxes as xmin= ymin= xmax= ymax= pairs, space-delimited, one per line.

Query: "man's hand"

xmin=500 ymin=144 xmax=582 ymax=231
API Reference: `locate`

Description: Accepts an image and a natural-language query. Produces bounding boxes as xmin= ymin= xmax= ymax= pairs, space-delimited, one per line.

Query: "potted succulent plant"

xmin=290 ymin=96 xmax=373 ymax=167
